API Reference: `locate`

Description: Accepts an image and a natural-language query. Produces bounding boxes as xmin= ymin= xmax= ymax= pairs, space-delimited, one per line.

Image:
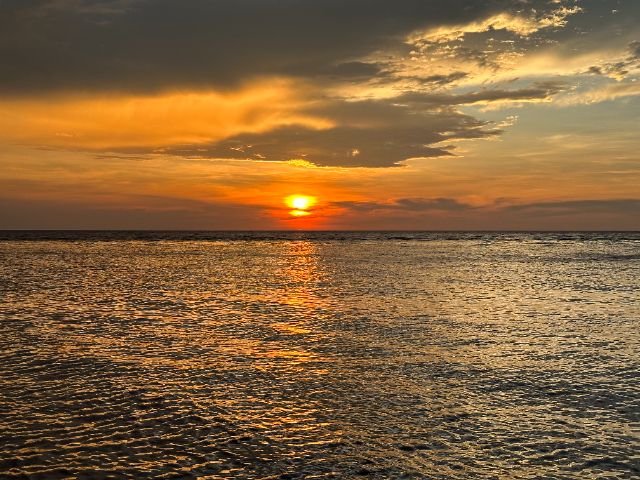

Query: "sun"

xmin=286 ymin=195 xmax=316 ymax=216
xmin=287 ymin=195 xmax=315 ymax=209
xmin=291 ymin=197 xmax=310 ymax=210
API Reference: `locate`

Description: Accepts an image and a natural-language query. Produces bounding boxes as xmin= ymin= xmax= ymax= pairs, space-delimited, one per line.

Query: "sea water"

xmin=0 ymin=231 xmax=639 ymax=479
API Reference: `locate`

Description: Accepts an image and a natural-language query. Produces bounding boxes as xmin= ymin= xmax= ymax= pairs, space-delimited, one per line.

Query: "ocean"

xmin=1 ymin=231 xmax=639 ymax=479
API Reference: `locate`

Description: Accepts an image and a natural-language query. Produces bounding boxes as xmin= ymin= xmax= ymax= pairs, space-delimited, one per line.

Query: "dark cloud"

xmin=142 ymin=80 xmax=569 ymax=168
xmin=0 ymin=0 xmax=535 ymax=94
xmin=582 ymin=39 xmax=640 ymax=79
xmin=334 ymin=198 xmax=640 ymax=218
xmin=395 ymin=80 xmax=570 ymax=107
xmin=0 ymin=194 xmax=274 ymax=230
xmin=2 ymin=1 xmax=637 ymax=96
xmin=503 ymin=199 xmax=640 ymax=217
xmin=334 ymin=198 xmax=475 ymax=212
xmin=127 ymin=95 xmax=506 ymax=167
xmin=629 ymin=40 xmax=640 ymax=60
xmin=330 ymin=62 xmax=388 ymax=78
xmin=416 ymin=72 xmax=469 ymax=86
xmin=584 ymin=60 xmax=633 ymax=80
xmin=158 ymin=125 xmax=461 ymax=168
xmin=395 ymin=198 xmax=473 ymax=212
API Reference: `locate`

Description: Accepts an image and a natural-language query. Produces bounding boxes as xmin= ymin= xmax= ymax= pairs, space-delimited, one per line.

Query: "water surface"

xmin=1 ymin=231 xmax=639 ymax=479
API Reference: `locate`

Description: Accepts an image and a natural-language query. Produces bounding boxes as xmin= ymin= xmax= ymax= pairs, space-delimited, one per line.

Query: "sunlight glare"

xmin=291 ymin=196 xmax=310 ymax=210
xmin=286 ymin=195 xmax=316 ymax=218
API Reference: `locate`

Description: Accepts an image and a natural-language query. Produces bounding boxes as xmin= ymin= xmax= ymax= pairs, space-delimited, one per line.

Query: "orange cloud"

xmin=0 ymin=79 xmax=333 ymax=150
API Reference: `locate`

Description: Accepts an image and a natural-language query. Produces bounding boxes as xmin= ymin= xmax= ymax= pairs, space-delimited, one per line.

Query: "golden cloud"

xmin=408 ymin=7 xmax=582 ymax=44
xmin=556 ymin=81 xmax=640 ymax=105
xmin=0 ymin=79 xmax=333 ymax=150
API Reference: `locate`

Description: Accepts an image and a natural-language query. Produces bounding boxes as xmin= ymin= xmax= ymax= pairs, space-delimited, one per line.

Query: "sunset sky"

xmin=1 ymin=0 xmax=639 ymax=230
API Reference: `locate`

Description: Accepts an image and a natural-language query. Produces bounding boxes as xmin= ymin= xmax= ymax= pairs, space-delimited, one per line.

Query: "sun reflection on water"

xmin=1 ymin=233 xmax=639 ymax=479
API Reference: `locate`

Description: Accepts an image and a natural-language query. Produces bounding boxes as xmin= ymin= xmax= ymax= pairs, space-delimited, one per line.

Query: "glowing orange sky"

xmin=0 ymin=0 xmax=639 ymax=230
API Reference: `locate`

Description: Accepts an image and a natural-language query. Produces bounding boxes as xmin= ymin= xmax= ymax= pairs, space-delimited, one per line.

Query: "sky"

xmin=1 ymin=0 xmax=639 ymax=230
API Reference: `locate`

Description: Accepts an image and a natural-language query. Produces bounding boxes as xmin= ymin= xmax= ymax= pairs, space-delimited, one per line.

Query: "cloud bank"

xmin=0 ymin=0 xmax=639 ymax=169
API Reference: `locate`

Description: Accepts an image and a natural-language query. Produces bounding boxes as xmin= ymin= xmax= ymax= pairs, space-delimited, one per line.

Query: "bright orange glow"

xmin=290 ymin=210 xmax=310 ymax=216
xmin=0 ymin=81 xmax=333 ymax=150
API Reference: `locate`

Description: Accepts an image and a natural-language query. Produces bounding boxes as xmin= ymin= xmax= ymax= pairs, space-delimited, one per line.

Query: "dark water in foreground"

xmin=1 ymin=231 xmax=639 ymax=480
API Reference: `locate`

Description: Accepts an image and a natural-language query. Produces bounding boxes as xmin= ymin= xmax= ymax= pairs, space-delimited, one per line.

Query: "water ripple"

xmin=0 ymin=232 xmax=639 ymax=479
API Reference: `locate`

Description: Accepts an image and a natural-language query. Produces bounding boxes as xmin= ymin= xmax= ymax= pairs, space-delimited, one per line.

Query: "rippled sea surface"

xmin=1 ymin=231 xmax=639 ymax=480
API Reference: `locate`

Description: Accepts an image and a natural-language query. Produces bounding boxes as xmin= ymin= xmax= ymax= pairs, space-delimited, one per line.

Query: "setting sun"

xmin=292 ymin=197 xmax=309 ymax=210
xmin=286 ymin=195 xmax=316 ymax=218
xmin=287 ymin=195 xmax=315 ymax=209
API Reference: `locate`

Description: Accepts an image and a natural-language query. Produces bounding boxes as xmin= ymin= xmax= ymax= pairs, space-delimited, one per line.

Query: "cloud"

xmin=385 ymin=2 xmax=640 ymax=91
xmin=413 ymin=72 xmax=469 ymax=86
xmin=408 ymin=6 xmax=583 ymax=44
xmin=396 ymin=80 xmax=570 ymax=107
xmin=16 ymin=0 xmax=141 ymax=16
xmin=628 ymin=41 xmax=640 ymax=60
xmin=556 ymin=81 xmax=640 ymax=105
xmin=0 ymin=80 xmax=332 ymax=149
xmin=154 ymin=123 xmax=479 ymax=169
xmin=503 ymin=199 xmax=640 ymax=216
xmin=335 ymin=198 xmax=640 ymax=218
xmin=0 ymin=78 xmax=572 ymax=168
xmin=497 ymin=115 xmax=518 ymax=127
xmin=1 ymin=0 xmax=636 ymax=99
xmin=324 ymin=198 xmax=640 ymax=230
xmin=334 ymin=198 xmax=476 ymax=212
xmin=585 ymin=62 xmax=630 ymax=81
xmin=0 ymin=195 xmax=275 ymax=230
xmin=0 ymin=0 xmax=507 ymax=95
xmin=154 ymin=80 xmax=567 ymax=167
xmin=0 ymin=0 xmax=636 ymax=171
xmin=143 ymin=92 xmax=511 ymax=167
xmin=325 ymin=62 xmax=390 ymax=78
xmin=582 ymin=41 xmax=640 ymax=81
